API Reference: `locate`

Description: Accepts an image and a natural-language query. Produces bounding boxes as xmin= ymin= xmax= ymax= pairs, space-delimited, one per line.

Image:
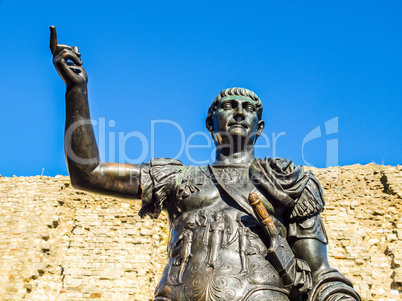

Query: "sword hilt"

xmin=248 ymin=192 xmax=295 ymax=275
xmin=248 ymin=192 xmax=278 ymax=238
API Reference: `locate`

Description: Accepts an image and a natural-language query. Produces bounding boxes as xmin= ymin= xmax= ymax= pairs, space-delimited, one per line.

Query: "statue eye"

xmin=245 ymin=104 xmax=255 ymax=112
xmin=222 ymin=102 xmax=233 ymax=110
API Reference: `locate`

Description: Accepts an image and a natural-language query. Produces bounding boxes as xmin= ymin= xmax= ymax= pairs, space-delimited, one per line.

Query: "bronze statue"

xmin=50 ymin=26 xmax=360 ymax=301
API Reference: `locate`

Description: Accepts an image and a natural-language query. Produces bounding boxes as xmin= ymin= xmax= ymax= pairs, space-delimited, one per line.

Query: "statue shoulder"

xmin=290 ymin=172 xmax=325 ymax=221
xmin=139 ymin=158 xmax=186 ymax=218
xmin=254 ymin=156 xmax=325 ymax=219
xmin=256 ymin=156 xmax=301 ymax=175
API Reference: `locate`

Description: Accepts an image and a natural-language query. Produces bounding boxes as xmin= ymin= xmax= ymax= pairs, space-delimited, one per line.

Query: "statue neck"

xmin=214 ymin=145 xmax=255 ymax=165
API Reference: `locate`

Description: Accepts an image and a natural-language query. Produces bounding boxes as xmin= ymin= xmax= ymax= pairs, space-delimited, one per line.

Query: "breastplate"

xmin=154 ymin=165 xmax=290 ymax=301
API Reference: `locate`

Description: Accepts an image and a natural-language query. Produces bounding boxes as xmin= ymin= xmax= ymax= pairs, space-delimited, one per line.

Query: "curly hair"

xmin=207 ymin=87 xmax=263 ymax=122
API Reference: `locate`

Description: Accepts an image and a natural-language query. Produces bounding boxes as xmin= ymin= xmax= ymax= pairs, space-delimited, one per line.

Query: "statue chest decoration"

xmin=159 ymin=208 xmax=285 ymax=301
xmin=157 ymin=165 xmax=287 ymax=300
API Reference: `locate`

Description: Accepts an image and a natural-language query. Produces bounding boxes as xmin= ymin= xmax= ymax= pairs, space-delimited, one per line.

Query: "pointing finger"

xmin=49 ymin=25 xmax=58 ymax=54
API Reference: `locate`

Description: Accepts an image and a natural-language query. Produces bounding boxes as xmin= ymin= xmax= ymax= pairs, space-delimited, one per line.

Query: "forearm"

xmin=64 ymin=83 xmax=100 ymax=182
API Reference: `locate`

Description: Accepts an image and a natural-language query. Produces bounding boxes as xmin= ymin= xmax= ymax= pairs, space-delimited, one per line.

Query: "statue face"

xmin=214 ymin=212 xmax=223 ymax=220
xmin=212 ymin=95 xmax=264 ymax=145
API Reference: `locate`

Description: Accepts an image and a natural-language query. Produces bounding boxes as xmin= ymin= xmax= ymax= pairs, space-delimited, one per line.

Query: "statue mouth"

xmin=229 ymin=122 xmax=248 ymax=129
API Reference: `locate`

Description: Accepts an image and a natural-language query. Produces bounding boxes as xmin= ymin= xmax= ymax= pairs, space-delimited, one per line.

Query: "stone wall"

xmin=0 ymin=164 xmax=401 ymax=301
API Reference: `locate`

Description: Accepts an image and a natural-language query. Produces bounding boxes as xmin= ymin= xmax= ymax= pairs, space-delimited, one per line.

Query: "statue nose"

xmin=237 ymin=105 xmax=244 ymax=114
xmin=234 ymin=106 xmax=245 ymax=120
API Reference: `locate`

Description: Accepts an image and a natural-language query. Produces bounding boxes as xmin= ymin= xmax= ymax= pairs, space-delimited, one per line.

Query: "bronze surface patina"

xmin=50 ymin=26 xmax=361 ymax=301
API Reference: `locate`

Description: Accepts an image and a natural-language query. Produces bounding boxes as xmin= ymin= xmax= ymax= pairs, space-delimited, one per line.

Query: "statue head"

xmin=206 ymin=87 xmax=264 ymax=145
xmin=213 ymin=211 xmax=223 ymax=221
xmin=206 ymin=87 xmax=263 ymax=124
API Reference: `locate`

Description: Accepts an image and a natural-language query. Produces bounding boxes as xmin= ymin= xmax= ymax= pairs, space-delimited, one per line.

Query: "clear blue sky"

xmin=0 ymin=0 xmax=401 ymax=176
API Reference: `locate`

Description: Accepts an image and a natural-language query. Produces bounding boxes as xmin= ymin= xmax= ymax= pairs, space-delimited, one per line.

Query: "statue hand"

xmin=50 ymin=26 xmax=88 ymax=87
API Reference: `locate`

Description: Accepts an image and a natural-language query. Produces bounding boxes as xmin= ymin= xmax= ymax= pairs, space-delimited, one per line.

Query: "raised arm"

xmin=50 ymin=26 xmax=141 ymax=199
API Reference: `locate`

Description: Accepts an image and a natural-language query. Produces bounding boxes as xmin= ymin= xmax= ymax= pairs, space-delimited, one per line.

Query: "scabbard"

xmin=248 ymin=192 xmax=295 ymax=275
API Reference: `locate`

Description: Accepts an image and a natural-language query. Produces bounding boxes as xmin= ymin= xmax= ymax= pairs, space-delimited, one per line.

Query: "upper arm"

xmin=292 ymin=238 xmax=331 ymax=276
xmin=287 ymin=169 xmax=329 ymax=275
xmin=70 ymin=162 xmax=142 ymax=199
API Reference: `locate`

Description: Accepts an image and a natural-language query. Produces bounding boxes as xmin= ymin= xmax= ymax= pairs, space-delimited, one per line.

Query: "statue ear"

xmin=256 ymin=120 xmax=265 ymax=137
xmin=206 ymin=116 xmax=214 ymax=132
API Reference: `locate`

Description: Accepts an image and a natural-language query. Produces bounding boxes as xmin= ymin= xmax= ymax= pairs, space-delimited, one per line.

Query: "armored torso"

xmin=139 ymin=158 xmax=327 ymax=301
